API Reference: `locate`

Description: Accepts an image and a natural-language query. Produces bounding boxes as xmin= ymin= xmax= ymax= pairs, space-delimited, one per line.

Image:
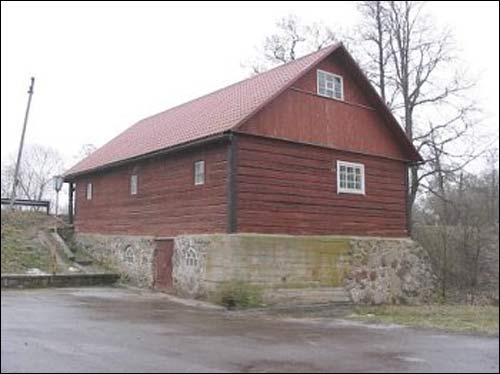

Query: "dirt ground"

xmin=1 ymin=287 xmax=498 ymax=373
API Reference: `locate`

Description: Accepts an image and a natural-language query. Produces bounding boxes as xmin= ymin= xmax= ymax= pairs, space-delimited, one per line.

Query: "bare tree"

xmin=1 ymin=163 xmax=12 ymax=197
xmin=355 ymin=1 xmax=488 ymax=231
xmin=355 ymin=1 xmax=392 ymax=103
xmin=73 ymin=143 xmax=96 ymax=163
xmin=2 ymin=144 xmax=65 ymax=202
xmin=244 ymin=15 xmax=338 ymax=74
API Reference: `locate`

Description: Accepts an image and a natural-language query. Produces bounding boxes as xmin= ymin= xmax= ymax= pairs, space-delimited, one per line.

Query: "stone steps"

xmin=74 ymin=258 xmax=94 ymax=266
xmin=263 ymin=286 xmax=351 ymax=306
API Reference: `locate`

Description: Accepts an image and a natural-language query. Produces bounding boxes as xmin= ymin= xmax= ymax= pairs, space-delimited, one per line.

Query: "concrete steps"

xmin=1 ymin=273 xmax=120 ymax=289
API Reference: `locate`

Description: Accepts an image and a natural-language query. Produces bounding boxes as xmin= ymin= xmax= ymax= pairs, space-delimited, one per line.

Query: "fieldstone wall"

xmin=172 ymin=236 xmax=211 ymax=297
xmin=74 ymin=233 xmax=156 ymax=287
xmin=343 ymin=238 xmax=435 ymax=304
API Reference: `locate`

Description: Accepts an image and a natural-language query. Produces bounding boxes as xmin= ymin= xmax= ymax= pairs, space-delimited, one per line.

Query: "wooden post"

xmin=10 ymin=77 xmax=35 ymax=210
xmin=405 ymin=164 xmax=411 ymax=237
xmin=227 ymin=134 xmax=238 ymax=233
xmin=68 ymin=182 xmax=74 ymax=224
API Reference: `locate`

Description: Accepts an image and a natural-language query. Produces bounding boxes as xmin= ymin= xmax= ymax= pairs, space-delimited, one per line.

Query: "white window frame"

xmin=337 ymin=161 xmax=365 ymax=195
xmin=194 ymin=160 xmax=205 ymax=186
xmin=317 ymin=69 xmax=344 ymax=101
xmin=130 ymin=174 xmax=138 ymax=195
xmin=86 ymin=182 xmax=93 ymax=200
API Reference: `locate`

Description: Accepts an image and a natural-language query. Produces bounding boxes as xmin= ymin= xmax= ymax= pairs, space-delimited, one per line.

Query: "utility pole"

xmin=9 ymin=77 xmax=35 ymax=210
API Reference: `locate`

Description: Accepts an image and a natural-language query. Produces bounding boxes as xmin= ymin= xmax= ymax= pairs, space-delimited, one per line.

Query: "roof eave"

xmin=63 ymin=132 xmax=232 ymax=181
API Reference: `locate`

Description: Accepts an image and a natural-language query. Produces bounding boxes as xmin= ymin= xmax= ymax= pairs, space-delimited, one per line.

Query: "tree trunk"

xmin=375 ymin=1 xmax=386 ymax=101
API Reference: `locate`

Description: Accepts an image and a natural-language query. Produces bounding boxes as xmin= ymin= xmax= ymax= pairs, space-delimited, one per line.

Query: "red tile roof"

xmin=65 ymin=43 xmax=341 ymax=177
xmin=66 ymin=42 xmax=422 ymax=178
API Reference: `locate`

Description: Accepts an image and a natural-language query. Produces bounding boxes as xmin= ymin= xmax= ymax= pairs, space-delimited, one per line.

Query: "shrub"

xmin=214 ymin=281 xmax=263 ymax=310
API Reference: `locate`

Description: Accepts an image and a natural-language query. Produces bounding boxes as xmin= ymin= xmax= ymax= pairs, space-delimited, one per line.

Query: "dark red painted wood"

xmin=239 ymin=54 xmax=409 ymax=160
xmin=73 ymin=143 xmax=229 ymax=236
xmin=154 ymin=239 xmax=174 ymax=290
xmin=235 ymin=134 xmax=409 ymax=237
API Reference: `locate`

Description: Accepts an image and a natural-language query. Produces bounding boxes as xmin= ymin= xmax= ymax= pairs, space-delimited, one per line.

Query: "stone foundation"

xmin=172 ymin=234 xmax=435 ymax=304
xmin=343 ymin=238 xmax=435 ymax=304
xmin=74 ymin=233 xmax=156 ymax=288
xmin=73 ymin=232 xmax=436 ymax=304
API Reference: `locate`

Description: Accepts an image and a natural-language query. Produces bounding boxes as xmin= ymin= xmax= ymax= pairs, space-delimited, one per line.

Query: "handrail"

xmin=1 ymin=198 xmax=50 ymax=214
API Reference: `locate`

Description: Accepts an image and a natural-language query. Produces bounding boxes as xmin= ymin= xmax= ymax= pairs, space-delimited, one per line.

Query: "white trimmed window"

xmin=194 ymin=160 xmax=205 ymax=185
xmin=130 ymin=174 xmax=138 ymax=195
xmin=337 ymin=161 xmax=365 ymax=195
xmin=86 ymin=182 xmax=93 ymax=200
xmin=317 ymin=69 xmax=343 ymax=100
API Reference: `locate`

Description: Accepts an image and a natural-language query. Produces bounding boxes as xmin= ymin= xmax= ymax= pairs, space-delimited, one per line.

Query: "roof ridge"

xmin=133 ymin=42 xmax=341 ymax=126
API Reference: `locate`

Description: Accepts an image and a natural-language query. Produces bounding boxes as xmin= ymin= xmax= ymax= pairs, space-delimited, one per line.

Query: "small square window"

xmin=194 ymin=160 xmax=205 ymax=185
xmin=317 ymin=70 xmax=344 ymax=100
xmin=86 ymin=182 xmax=93 ymax=200
xmin=337 ymin=161 xmax=365 ymax=195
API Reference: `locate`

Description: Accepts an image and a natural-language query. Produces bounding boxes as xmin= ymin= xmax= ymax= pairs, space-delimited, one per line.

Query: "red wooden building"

xmin=65 ymin=43 xmax=422 ymax=238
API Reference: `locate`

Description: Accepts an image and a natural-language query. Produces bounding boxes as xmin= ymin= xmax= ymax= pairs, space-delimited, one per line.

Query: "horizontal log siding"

xmin=240 ymin=55 xmax=408 ymax=160
xmin=74 ymin=143 xmax=228 ymax=236
xmin=236 ymin=134 xmax=408 ymax=237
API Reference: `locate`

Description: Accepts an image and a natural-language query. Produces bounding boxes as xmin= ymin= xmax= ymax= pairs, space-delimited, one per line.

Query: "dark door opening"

xmin=154 ymin=239 xmax=174 ymax=291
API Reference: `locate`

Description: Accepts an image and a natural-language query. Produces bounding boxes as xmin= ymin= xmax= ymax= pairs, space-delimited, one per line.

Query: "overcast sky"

xmin=2 ymin=1 xmax=499 ymax=169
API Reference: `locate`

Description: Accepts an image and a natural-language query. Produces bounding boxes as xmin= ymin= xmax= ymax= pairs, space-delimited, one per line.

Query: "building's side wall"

xmin=239 ymin=52 xmax=408 ymax=160
xmin=73 ymin=142 xmax=229 ymax=236
xmin=236 ymin=134 xmax=408 ymax=237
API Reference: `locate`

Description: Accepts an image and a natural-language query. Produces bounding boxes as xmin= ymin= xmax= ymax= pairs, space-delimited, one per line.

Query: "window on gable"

xmin=194 ymin=160 xmax=205 ymax=185
xmin=317 ymin=70 xmax=343 ymax=100
xmin=337 ymin=161 xmax=365 ymax=195
xmin=86 ymin=182 xmax=93 ymax=200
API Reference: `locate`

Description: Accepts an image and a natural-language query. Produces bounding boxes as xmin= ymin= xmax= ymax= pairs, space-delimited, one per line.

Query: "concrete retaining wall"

xmin=1 ymin=273 xmax=120 ymax=289
xmin=173 ymin=234 xmax=352 ymax=298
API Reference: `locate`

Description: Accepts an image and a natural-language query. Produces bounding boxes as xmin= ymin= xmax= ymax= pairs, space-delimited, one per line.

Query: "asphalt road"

xmin=1 ymin=287 xmax=498 ymax=373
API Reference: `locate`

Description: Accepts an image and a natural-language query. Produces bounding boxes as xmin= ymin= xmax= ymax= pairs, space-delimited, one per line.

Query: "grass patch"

xmin=213 ymin=281 xmax=264 ymax=310
xmin=1 ymin=211 xmax=56 ymax=274
xmin=350 ymin=304 xmax=499 ymax=336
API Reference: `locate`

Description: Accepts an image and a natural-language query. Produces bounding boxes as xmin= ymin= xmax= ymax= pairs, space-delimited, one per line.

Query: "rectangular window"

xmin=317 ymin=69 xmax=343 ymax=100
xmin=337 ymin=161 xmax=365 ymax=194
xmin=86 ymin=182 xmax=93 ymax=200
xmin=130 ymin=174 xmax=138 ymax=195
xmin=194 ymin=160 xmax=205 ymax=185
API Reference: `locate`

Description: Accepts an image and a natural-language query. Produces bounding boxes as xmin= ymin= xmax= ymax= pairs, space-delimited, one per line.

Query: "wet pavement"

xmin=1 ymin=287 xmax=498 ymax=373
